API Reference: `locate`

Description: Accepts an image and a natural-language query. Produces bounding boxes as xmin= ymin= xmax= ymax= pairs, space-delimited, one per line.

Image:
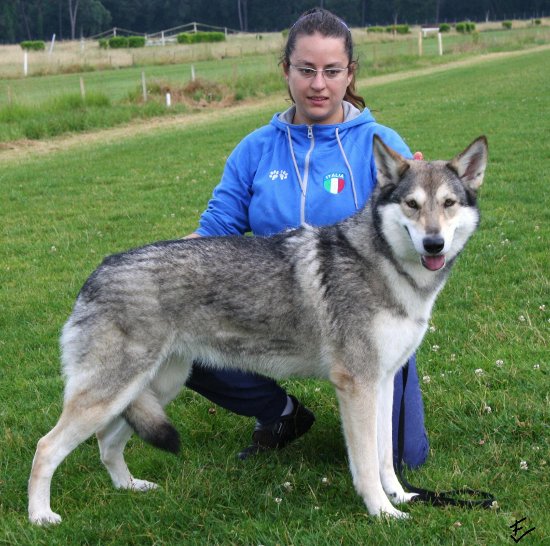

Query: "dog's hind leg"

xmin=377 ymin=372 xmax=417 ymax=505
xmin=97 ymin=417 xmax=158 ymax=491
xmin=330 ymin=362 xmax=407 ymax=519
xmin=28 ymin=394 xmax=128 ymax=526
xmin=98 ymin=355 xmax=191 ymax=490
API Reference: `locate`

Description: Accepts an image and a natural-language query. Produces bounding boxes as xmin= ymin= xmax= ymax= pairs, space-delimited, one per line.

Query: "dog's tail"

xmin=123 ymin=389 xmax=180 ymax=454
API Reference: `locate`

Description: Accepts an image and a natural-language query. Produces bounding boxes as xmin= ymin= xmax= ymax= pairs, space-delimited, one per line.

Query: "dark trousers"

xmin=186 ymin=354 xmax=428 ymax=468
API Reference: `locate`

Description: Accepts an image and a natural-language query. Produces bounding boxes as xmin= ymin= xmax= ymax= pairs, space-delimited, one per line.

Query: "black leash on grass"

xmin=395 ymin=363 xmax=495 ymax=509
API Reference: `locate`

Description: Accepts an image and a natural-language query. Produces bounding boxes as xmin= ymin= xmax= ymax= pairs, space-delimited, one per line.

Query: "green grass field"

xmin=0 ymin=24 xmax=549 ymax=143
xmin=0 ymin=47 xmax=548 ymax=545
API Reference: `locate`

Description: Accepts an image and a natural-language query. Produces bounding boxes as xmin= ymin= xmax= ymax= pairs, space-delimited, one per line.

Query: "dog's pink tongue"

xmin=422 ymin=255 xmax=446 ymax=271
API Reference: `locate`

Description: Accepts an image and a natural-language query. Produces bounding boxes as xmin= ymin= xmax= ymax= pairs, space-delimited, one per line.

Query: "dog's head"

xmin=373 ymin=135 xmax=488 ymax=271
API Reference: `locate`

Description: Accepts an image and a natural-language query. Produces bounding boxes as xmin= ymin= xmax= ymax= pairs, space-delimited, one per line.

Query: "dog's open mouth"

xmin=421 ymin=255 xmax=446 ymax=271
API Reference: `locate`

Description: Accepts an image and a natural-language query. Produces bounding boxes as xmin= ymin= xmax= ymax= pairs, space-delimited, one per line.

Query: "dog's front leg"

xmin=377 ymin=372 xmax=417 ymax=505
xmin=330 ymin=363 xmax=407 ymax=519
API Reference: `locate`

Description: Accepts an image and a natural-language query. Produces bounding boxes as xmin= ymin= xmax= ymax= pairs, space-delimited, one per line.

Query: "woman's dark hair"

xmin=281 ymin=8 xmax=365 ymax=110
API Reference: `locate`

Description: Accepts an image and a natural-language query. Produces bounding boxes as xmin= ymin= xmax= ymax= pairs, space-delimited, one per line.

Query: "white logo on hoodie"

xmin=269 ymin=170 xmax=288 ymax=181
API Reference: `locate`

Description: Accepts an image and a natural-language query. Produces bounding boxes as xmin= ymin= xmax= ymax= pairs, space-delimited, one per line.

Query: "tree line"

xmin=1 ymin=0 xmax=548 ymax=44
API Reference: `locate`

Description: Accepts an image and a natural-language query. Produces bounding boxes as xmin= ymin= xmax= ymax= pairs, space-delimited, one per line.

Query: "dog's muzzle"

xmin=421 ymin=236 xmax=446 ymax=271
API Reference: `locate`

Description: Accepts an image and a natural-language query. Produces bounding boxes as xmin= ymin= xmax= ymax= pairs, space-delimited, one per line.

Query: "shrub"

xmin=98 ymin=38 xmax=109 ymax=49
xmin=177 ymin=31 xmax=226 ymax=45
xmin=534 ymin=19 xmax=541 ymax=25
xmin=128 ymin=36 xmax=146 ymax=48
xmin=439 ymin=23 xmax=451 ymax=33
xmin=367 ymin=26 xmax=385 ymax=33
xmin=456 ymin=21 xmax=476 ymax=33
xmin=385 ymin=24 xmax=410 ymax=34
xmin=108 ymin=36 xmax=129 ymax=48
xmin=177 ymin=33 xmax=193 ymax=44
xmin=20 ymin=41 xmax=45 ymax=51
xmin=502 ymin=20 xmax=513 ymax=29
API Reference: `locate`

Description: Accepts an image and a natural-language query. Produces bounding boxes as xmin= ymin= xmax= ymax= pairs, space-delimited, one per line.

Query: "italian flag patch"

xmin=323 ymin=174 xmax=345 ymax=194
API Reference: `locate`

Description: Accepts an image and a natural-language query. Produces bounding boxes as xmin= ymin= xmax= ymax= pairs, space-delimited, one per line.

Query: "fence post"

xmin=49 ymin=34 xmax=56 ymax=54
xmin=438 ymin=32 xmax=443 ymax=55
xmin=80 ymin=77 xmax=86 ymax=100
xmin=166 ymin=93 xmax=172 ymax=107
xmin=418 ymin=30 xmax=423 ymax=56
xmin=23 ymin=51 xmax=28 ymax=76
xmin=142 ymin=72 xmax=147 ymax=102
xmin=191 ymin=64 xmax=196 ymax=82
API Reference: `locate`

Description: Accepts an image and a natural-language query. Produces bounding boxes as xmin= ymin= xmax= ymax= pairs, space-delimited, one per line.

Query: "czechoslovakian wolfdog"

xmin=28 ymin=135 xmax=488 ymax=524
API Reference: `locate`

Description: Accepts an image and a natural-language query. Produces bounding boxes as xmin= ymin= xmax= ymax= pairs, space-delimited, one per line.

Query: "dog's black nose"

xmin=423 ymin=236 xmax=445 ymax=254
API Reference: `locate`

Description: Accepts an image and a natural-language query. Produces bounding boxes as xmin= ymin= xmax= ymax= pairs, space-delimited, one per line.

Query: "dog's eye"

xmin=444 ymin=199 xmax=456 ymax=208
xmin=406 ymin=200 xmax=419 ymax=210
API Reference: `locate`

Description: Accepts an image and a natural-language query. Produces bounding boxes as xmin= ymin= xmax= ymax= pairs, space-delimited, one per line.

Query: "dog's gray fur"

xmin=28 ymin=136 xmax=488 ymax=524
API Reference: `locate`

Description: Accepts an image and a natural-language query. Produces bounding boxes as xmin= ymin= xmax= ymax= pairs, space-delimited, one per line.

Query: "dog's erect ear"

xmin=448 ymin=136 xmax=488 ymax=193
xmin=373 ymin=134 xmax=410 ymax=189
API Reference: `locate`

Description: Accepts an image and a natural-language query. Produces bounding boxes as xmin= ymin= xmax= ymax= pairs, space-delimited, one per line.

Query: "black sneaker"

xmin=237 ymin=395 xmax=315 ymax=460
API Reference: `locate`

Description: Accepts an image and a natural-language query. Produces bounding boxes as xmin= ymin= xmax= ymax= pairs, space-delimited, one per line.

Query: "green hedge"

xmin=385 ymin=24 xmax=410 ymax=34
xmin=108 ymin=36 xmax=129 ymax=48
xmin=439 ymin=23 xmax=451 ymax=33
xmin=20 ymin=41 xmax=45 ymax=51
xmin=502 ymin=20 xmax=513 ymax=29
xmin=366 ymin=26 xmax=385 ymax=33
xmin=456 ymin=21 xmax=476 ymax=33
xmin=176 ymin=31 xmax=226 ymax=44
xmin=98 ymin=36 xmax=145 ymax=49
xmin=128 ymin=36 xmax=146 ymax=48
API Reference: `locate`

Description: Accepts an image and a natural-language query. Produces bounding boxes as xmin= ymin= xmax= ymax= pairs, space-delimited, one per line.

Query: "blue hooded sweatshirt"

xmin=197 ymin=102 xmax=412 ymax=237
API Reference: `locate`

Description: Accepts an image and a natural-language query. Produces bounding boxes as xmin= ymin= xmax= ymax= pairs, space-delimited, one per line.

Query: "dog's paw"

xmin=129 ymin=478 xmax=158 ymax=492
xmin=379 ymin=506 xmax=409 ymax=520
xmin=388 ymin=490 xmax=419 ymax=505
xmin=29 ymin=510 xmax=62 ymax=526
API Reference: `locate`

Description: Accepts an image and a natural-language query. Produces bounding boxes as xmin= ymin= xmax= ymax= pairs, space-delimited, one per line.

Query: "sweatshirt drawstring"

xmin=335 ymin=127 xmax=359 ymax=211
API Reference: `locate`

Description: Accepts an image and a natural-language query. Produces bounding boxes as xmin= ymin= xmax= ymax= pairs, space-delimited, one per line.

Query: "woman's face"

xmin=284 ymin=32 xmax=353 ymax=126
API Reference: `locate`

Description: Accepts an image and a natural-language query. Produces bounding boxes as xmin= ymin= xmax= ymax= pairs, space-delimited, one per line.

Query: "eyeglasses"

xmin=289 ymin=64 xmax=349 ymax=80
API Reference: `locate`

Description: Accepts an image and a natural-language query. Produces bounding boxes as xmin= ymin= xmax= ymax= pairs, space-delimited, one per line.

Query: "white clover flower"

xmin=450 ymin=354 xmax=457 ymax=361
xmin=539 ymin=304 xmax=545 ymax=311
xmin=533 ymin=364 xmax=540 ymax=370
xmin=475 ymin=368 xmax=484 ymax=376
xmin=314 ymin=506 xmax=320 ymax=511
xmin=495 ymin=359 xmax=504 ymax=368
xmin=432 ymin=345 xmax=440 ymax=352
xmin=483 ymin=405 xmax=492 ymax=413
xmin=429 ymin=325 xmax=436 ymax=333
xmin=519 ymin=315 xmax=526 ymax=322
xmin=50 ymin=245 xmax=57 ymax=252
xmin=423 ymin=375 xmax=431 ymax=384
xmin=283 ymin=482 xmax=292 ymax=491
xmin=520 ymin=460 xmax=528 ymax=470
xmin=321 ymin=477 xmax=329 ymax=484
xmin=274 ymin=497 xmax=282 ymax=504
